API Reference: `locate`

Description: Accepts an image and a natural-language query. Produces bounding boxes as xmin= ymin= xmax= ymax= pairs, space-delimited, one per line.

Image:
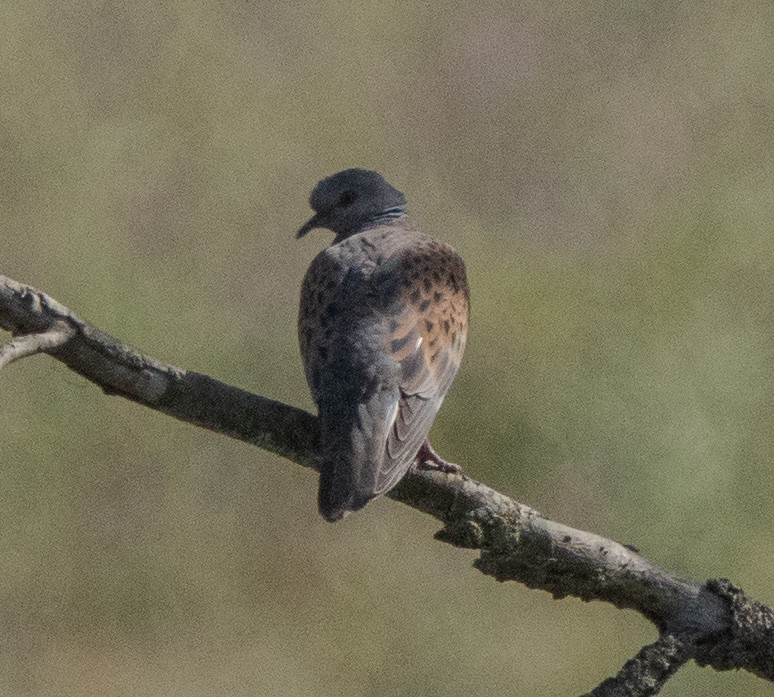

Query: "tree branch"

xmin=583 ymin=633 xmax=694 ymax=697
xmin=0 ymin=320 xmax=74 ymax=368
xmin=1 ymin=272 xmax=771 ymax=695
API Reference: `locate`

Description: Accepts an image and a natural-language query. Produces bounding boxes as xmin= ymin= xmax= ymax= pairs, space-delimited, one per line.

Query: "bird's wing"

xmin=298 ymin=247 xmax=350 ymax=405
xmin=370 ymin=239 xmax=469 ymax=495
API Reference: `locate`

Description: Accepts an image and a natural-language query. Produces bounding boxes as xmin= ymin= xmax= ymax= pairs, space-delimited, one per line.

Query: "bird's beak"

xmin=296 ymin=214 xmax=322 ymax=239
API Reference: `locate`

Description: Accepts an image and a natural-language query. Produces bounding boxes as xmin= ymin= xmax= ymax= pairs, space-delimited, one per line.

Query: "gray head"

xmin=297 ymin=169 xmax=406 ymax=240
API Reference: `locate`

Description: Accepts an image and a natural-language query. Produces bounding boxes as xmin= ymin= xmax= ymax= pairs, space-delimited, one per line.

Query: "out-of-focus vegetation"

xmin=2 ymin=2 xmax=774 ymax=694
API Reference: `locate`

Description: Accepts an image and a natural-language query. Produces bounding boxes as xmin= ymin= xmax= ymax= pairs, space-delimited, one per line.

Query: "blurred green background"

xmin=2 ymin=1 xmax=774 ymax=695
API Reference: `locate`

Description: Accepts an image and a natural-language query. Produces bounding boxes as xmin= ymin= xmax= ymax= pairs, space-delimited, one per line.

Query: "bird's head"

xmin=297 ymin=169 xmax=406 ymax=241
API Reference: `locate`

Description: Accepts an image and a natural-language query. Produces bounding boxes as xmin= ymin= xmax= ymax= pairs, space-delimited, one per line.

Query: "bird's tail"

xmin=318 ymin=460 xmax=371 ymax=522
xmin=316 ymin=393 xmax=392 ymax=522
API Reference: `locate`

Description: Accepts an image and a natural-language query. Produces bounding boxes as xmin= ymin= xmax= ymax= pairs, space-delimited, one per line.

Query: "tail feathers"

xmin=318 ymin=460 xmax=374 ymax=522
xmin=316 ymin=396 xmax=389 ymax=522
xmin=316 ymin=383 xmax=403 ymax=521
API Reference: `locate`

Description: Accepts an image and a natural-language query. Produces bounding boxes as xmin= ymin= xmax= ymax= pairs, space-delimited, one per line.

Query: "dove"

xmin=297 ymin=169 xmax=469 ymax=521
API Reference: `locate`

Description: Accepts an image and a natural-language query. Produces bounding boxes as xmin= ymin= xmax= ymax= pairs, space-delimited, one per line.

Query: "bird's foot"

xmin=416 ymin=441 xmax=462 ymax=474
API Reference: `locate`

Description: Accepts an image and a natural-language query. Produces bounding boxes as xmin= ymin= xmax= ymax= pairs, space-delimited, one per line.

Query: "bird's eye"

xmin=338 ymin=190 xmax=357 ymax=207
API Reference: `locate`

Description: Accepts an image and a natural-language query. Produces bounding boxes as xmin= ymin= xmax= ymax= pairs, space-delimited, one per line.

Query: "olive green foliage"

xmin=2 ymin=2 xmax=774 ymax=695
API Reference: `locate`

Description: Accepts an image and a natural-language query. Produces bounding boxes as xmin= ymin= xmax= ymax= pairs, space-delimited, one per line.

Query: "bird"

xmin=297 ymin=168 xmax=469 ymax=522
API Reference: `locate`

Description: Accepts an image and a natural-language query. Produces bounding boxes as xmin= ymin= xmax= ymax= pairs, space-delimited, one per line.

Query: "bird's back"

xmin=299 ymin=219 xmax=469 ymax=520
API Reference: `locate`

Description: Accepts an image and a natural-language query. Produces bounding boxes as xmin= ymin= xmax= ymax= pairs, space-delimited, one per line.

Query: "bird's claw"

xmin=416 ymin=441 xmax=462 ymax=474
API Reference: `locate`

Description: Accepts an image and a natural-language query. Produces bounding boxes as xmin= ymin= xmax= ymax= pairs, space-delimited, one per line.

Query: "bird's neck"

xmin=372 ymin=205 xmax=406 ymax=222
xmin=360 ymin=206 xmax=408 ymax=232
xmin=334 ymin=207 xmax=409 ymax=243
